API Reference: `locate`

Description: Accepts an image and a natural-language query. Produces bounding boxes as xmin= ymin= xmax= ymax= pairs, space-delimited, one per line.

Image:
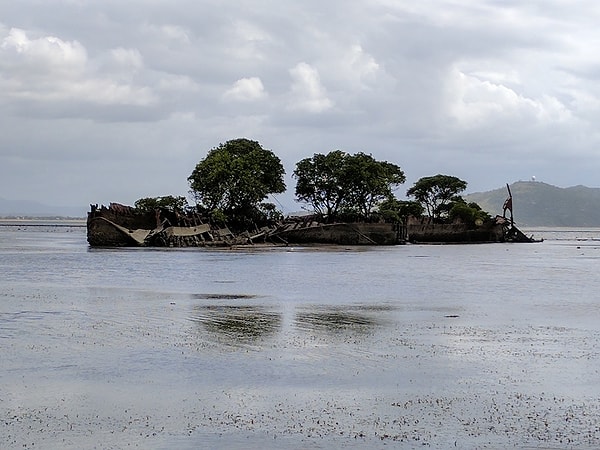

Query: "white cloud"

xmin=223 ymin=77 xmax=266 ymax=102
xmin=446 ymin=67 xmax=572 ymax=129
xmin=345 ymin=44 xmax=379 ymax=85
xmin=0 ymin=28 xmax=157 ymax=109
xmin=227 ymin=20 xmax=273 ymax=61
xmin=65 ymin=80 xmax=156 ymax=106
xmin=1 ymin=27 xmax=87 ymax=76
xmin=466 ymin=69 xmax=521 ymax=87
xmin=288 ymin=62 xmax=333 ymax=113
xmin=318 ymin=43 xmax=382 ymax=93
xmin=157 ymin=74 xmax=200 ymax=93
xmin=157 ymin=24 xmax=191 ymax=45
xmin=109 ymin=47 xmax=144 ymax=71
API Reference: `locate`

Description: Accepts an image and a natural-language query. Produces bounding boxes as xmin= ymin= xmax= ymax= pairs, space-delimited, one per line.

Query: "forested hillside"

xmin=466 ymin=181 xmax=600 ymax=227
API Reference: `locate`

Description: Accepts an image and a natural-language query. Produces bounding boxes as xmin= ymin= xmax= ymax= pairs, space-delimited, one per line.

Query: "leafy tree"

xmin=134 ymin=195 xmax=188 ymax=212
xmin=293 ymin=151 xmax=405 ymax=221
xmin=406 ymin=174 xmax=468 ymax=221
xmin=378 ymin=198 xmax=424 ymax=222
xmin=293 ymin=150 xmax=348 ymax=218
xmin=342 ymin=153 xmax=406 ymax=219
xmin=449 ymin=200 xmax=492 ymax=227
xmin=257 ymin=202 xmax=284 ymax=223
xmin=188 ymin=138 xmax=286 ymax=227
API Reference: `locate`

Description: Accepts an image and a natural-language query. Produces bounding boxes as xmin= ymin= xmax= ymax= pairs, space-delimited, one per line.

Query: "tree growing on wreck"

xmin=377 ymin=198 xmax=424 ymax=222
xmin=188 ymin=138 xmax=286 ymax=229
xmin=293 ymin=150 xmax=348 ymax=218
xmin=134 ymin=195 xmax=188 ymax=212
xmin=293 ymin=151 xmax=405 ymax=221
xmin=406 ymin=174 xmax=468 ymax=222
xmin=342 ymin=152 xmax=406 ymax=219
xmin=448 ymin=199 xmax=491 ymax=227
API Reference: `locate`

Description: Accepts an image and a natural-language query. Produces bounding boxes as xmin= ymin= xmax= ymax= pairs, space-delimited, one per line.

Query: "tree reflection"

xmin=295 ymin=306 xmax=382 ymax=335
xmin=190 ymin=305 xmax=281 ymax=348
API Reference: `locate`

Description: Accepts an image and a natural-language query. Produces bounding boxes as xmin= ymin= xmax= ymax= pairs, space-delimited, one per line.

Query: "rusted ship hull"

xmin=272 ymin=221 xmax=406 ymax=245
xmin=87 ymin=204 xmax=249 ymax=247
xmin=87 ymin=194 xmax=535 ymax=248
xmin=407 ymin=221 xmax=503 ymax=243
xmin=87 ymin=204 xmax=408 ymax=247
xmin=407 ymin=215 xmax=536 ymax=244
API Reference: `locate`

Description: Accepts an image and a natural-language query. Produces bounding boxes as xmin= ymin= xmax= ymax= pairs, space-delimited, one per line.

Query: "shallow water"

xmin=1 ymin=225 xmax=600 ymax=448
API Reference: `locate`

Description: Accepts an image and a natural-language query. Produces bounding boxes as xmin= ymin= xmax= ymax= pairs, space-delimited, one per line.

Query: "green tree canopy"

xmin=449 ymin=200 xmax=492 ymax=227
xmin=293 ymin=150 xmax=349 ymax=218
xmin=293 ymin=151 xmax=405 ymax=221
xmin=378 ymin=198 xmax=424 ymax=222
xmin=134 ymin=195 xmax=188 ymax=212
xmin=342 ymin=152 xmax=406 ymax=218
xmin=406 ymin=174 xmax=468 ymax=221
xmin=188 ymin=138 xmax=286 ymax=226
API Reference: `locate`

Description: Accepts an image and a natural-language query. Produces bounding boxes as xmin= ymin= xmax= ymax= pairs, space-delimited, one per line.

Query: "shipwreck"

xmin=86 ymin=203 xmax=408 ymax=247
xmin=87 ymin=185 xmax=535 ymax=248
xmin=407 ymin=184 xmax=537 ymax=244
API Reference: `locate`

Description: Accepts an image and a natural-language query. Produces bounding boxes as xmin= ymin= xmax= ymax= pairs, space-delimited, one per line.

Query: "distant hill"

xmin=0 ymin=197 xmax=85 ymax=218
xmin=466 ymin=181 xmax=600 ymax=227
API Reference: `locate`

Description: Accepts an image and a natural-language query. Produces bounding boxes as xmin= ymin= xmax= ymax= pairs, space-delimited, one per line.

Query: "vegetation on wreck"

xmin=187 ymin=138 xmax=285 ymax=232
xmin=140 ymin=140 xmax=492 ymax=232
xmin=89 ymin=137 xmax=505 ymax=247
xmin=405 ymin=174 xmax=491 ymax=229
xmin=293 ymin=151 xmax=406 ymax=223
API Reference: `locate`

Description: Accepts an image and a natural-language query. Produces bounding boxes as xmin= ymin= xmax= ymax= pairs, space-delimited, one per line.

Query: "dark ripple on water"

xmin=190 ymin=293 xmax=260 ymax=300
xmin=188 ymin=305 xmax=282 ymax=348
xmin=294 ymin=306 xmax=381 ymax=335
xmin=0 ymin=310 xmax=65 ymax=338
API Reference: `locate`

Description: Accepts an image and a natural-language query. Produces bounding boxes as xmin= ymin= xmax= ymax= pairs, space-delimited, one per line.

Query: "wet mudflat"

xmin=1 ymin=225 xmax=600 ymax=448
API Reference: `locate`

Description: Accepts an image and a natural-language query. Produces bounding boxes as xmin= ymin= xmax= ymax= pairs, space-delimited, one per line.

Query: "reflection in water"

xmin=190 ymin=305 xmax=281 ymax=347
xmin=191 ymin=293 xmax=259 ymax=300
xmin=295 ymin=305 xmax=388 ymax=335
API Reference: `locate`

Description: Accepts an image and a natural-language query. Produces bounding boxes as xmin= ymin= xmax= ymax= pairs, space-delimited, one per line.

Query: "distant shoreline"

xmin=0 ymin=218 xmax=86 ymax=227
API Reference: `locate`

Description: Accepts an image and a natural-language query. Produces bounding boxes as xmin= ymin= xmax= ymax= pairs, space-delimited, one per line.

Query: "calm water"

xmin=1 ymin=224 xmax=600 ymax=449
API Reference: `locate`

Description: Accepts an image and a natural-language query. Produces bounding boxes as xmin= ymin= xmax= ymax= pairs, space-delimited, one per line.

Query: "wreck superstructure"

xmin=87 ymin=203 xmax=263 ymax=247
xmin=87 ymin=184 xmax=536 ymax=247
xmin=407 ymin=184 xmax=536 ymax=244
xmin=86 ymin=203 xmax=408 ymax=247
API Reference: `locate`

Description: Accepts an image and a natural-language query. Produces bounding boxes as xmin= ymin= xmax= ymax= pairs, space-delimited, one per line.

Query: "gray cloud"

xmin=1 ymin=0 xmax=600 ymax=212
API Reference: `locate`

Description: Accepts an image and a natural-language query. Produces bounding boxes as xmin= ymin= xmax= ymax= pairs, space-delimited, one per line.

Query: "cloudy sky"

xmin=2 ymin=0 xmax=600 ymax=213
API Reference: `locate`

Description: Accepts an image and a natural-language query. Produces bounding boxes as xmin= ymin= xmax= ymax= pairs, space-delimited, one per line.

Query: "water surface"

xmin=1 ymin=225 xmax=600 ymax=448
